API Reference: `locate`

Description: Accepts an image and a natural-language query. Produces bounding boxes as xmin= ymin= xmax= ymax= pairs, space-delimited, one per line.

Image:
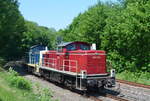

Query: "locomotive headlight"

xmin=110 ymin=69 xmax=115 ymax=77
xmin=81 ymin=70 xmax=87 ymax=79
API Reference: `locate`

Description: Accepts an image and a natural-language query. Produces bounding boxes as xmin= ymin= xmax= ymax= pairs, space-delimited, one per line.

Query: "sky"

xmin=19 ymin=0 xmax=116 ymax=31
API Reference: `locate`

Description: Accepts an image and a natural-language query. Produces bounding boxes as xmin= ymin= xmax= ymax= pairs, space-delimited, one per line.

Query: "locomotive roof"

xmin=57 ymin=41 xmax=90 ymax=47
xmin=30 ymin=45 xmax=45 ymax=49
xmin=57 ymin=42 xmax=72 ymax=47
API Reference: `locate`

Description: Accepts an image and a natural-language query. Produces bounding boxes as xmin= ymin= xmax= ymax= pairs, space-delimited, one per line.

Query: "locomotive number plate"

xmin=92 ymin=56 xmax=101 ymax=59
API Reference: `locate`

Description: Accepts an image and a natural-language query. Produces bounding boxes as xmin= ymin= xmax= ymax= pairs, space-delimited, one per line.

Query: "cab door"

xmin=56 ymin=46 xmax=65 ymax=70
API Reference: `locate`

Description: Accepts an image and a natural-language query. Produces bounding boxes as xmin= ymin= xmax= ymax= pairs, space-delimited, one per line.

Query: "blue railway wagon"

xmin=29 ymin=45 xmax=46 ymax=64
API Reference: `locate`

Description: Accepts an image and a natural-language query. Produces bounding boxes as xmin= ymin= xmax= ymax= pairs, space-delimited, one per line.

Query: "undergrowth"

xmin=7 ymin=68 xmax=32 ymax=90
xmin=0 ymin=67 xmax=54 ymax=101
xmin=117 ymin=71 xmax=150 ymax=85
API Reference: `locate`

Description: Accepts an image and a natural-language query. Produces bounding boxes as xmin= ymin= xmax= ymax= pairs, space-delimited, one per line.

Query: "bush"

xmin=0 ymin=71 xmax=54 ymax=101
xmin=10 ymin=76 xmax=32 ymax=90
xmin=38 ymin=88 xmax=52 ymax=101
xmin=33 ymin=83 xmax=53 ymax=101
xmin=107 ymin=51 xmax=136 ymax=73
xmin=8 ymin=68 xmax=32 ymax=91
xmin=8 ymin=68 xmax=18 ymax=76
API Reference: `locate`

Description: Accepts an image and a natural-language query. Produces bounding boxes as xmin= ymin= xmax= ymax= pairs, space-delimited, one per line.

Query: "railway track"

xmin=87 ymin=93 xmax=129 ymax=101
xmin=117 ymin=79 xmax=150 ymax=89
xmin=116 ymin=79 xmax=150 ymax=101
xmin=23 ymin=71 xmax=147 ymax=101
xmin=53 ymin=78 xmax=150 ymax=101
xmin=39 ymin=74 xmax=129 ymax=101
xmin=78 ymin=90 xmax=129 ymax=101
xmin=105 ymin=94 xmax=128 ymax=101
xmin=99 ymin=87 xmax=129 ymax=101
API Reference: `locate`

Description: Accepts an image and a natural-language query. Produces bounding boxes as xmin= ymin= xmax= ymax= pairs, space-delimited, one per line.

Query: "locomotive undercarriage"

xmin=38 ymin=67 xmax=115 ymax=91
xmin=39 ymin=68 xmax=84 ymax=90
xmin=27 ymin=65 xmax=115 ymax=92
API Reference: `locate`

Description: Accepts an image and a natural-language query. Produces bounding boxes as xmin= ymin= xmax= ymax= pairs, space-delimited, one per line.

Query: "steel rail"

xmin=117 ymin=79 xmax=150 ymax=89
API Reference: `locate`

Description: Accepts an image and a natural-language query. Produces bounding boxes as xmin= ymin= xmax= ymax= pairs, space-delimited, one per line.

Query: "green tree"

xmin=59 ymin=3 xmax=111 ymax=49
xmin=104 ymin=0 xmax=150 ymax=72
xmin=58 ymin=0 xmax=150 ymax=72
xmin=0 ymin=0 xmax=26 ymax=60
xmin=22 ymin=21 xmax=56 ymax=53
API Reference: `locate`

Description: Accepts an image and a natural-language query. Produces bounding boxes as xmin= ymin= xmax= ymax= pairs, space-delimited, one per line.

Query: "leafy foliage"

xmin=21 ymin=21 xmax=56 ymax=53
xmin=8 ymin=68 xmax=32 ymax=91
xmin=0 ymin=0 xmax=26 ymax=60
xmin=104 ymin=0 xmax=150 ymax=72
xmin=58 ymin=0 xmax=150 ymax=72
xmin=0 ymin=69 xmax=54 ymax=101
xmin=0 ymin=0 xmax=56 ymax=60
xmin=34 ymin=84 xmax=53 ymax=101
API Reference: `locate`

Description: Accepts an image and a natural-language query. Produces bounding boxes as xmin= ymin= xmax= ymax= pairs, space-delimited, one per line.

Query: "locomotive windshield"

xmin=66 ymin=43 xmax=90 ymax=51
xmin=80 ymin=44 xmax=90 ymax=50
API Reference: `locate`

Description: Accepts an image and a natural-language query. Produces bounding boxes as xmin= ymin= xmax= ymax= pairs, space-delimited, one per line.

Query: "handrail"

xmin=42 ymin=58 xmax=56 ymax=69
xmin=42 ymin=57 xmax=78 ymax=73
xmin=63 ymin=60 xmax=77 ymax=72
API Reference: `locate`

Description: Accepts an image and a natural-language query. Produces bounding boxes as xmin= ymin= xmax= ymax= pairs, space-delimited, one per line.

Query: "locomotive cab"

xmin=58 ymin=42 xmax=107 ymax=74
xmin=57 ymin=42 xmax=90 ymax=51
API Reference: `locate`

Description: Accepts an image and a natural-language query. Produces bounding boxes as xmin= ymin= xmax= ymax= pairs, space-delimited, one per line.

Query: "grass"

xmin=0 ymin=67 xmax=54 ymax=101
xmin=0 ymin=71 xmax=29 ymax=101
xmin=7 ymin=68 xmax=32 ymax=91
xmin=117 ymin=70 xmax=150 ymax=85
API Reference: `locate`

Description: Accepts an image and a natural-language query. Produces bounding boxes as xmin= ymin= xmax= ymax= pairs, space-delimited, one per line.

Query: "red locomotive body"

xmin=37 ymin=41 xmax=115 ymax=91
xmin=65 ymin=50 xmax=107 ymax=74
xmin=42 ymin=42 xmax=106 ymax=74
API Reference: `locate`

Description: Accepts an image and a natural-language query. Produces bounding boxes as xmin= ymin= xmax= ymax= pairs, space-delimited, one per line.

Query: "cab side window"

xmin=58 ymin=47 xmax=63 ymax=52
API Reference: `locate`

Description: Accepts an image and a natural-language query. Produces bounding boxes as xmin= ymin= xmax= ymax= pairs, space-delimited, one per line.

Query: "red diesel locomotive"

xmin=28 ymin=41 xmax=115 ymax=91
